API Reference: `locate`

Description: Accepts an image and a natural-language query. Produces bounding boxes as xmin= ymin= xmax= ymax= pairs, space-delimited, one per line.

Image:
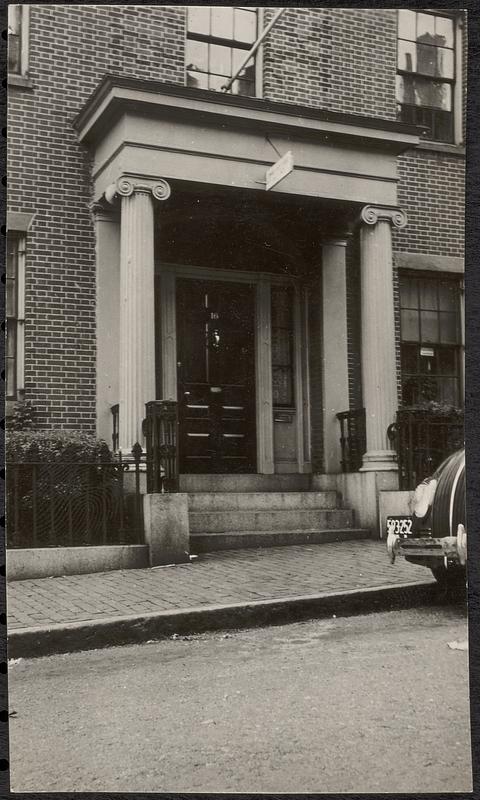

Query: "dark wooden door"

xmin=176 ymin=278 xmax=256 ymax=473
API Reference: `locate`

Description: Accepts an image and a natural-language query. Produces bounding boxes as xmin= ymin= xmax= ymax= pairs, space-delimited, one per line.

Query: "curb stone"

xmin=8 ymin=580 xmax=438 ymax=659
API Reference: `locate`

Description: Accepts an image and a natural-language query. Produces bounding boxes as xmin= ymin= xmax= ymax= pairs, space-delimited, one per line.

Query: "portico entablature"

xmin=75 ymin=75 xmax=422 ymax=208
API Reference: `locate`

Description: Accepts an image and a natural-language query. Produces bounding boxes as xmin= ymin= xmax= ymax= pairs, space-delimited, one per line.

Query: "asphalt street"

xmin=8 ymin=604 xmax=472 ymax=793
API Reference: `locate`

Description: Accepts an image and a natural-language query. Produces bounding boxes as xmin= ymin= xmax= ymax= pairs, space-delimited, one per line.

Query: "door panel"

xmin=177 ymin=279 xmax=256 ymax=473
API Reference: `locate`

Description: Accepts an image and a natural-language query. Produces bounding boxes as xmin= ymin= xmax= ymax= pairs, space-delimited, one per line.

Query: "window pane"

xmin=433 ymin=109 xmax=454 ymax=142
xmin=6 ymin=277 xmax=17 ymax=317
xmin=187 ymin=70 xmax=209 ymax=90
xmin=232 ymin=78 xmax=254 ymax=97
xmin=232 ymin=50 xmax=254 ymax=78
xmin=401 ymin=309 xmax=420 ymax=341
xmin=210 ymin=43 xmax=232 ymax=76
xmin=211 ymin=7 xmax=234 ymax=40
xmin=208 ymin=74 xmax=227 ymax=91
xmin=438 ymin=281 xmax=458 ymax=312
xmin=417 ymin=44 xmax=454 ymax=79
xmin=401 ymin=343 xmax=418 ymax=373
xmin=417 ymin=12 xmax=436 ymax=43
xmin=414 ymin=77 xmax=451 ymax=110
xmin=435 ymin=16 xmax=454 ymax=49
xmin=272 ymin=329 xmax=291 ymax=364
xmin=398 ymin=9 xmax=416 ymax=41
xmin=400 ymin=278 xmax=418 ymax=309
xmin=273 ymin=367 xmax=293 ymax=406
xmin=420 ymin=310 xmax=439 ymax=343
xmin=438 ymin=348 xmax=457 ymax=375
xmin=439 ymin=311 xmax=458 ymax=344
xmin=187 ymin=7 xmax=210 ymax=35
xmin=439 ymin=378 xmax=458 ymax=406
xmin=396 ymin=74 xmax=416 ymax=106
xmin=419 ymin=279 xmax=438 ymax=310
xmin=186 ymin=39 xmax=208 ymax=72
xmin=234 ymin=8 xmax=256 ymax=44
xmin=398 ymin=40 xmax=417 ymax=72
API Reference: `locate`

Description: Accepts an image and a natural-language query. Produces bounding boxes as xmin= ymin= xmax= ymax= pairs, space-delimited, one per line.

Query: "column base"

xmin=360 ymin=450 xmax=398 ymax=472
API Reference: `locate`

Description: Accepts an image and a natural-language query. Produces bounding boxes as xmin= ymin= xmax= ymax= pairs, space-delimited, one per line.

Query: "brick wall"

xmin=262 ymin=7 xmax=397 ymax=119
xmin=8 ymin=4 xmax=185 ymax=429
xmin=8 ymin=5 xmax=465 ymax=437
xmin=394 ymin=150 xmax=465 ymax=258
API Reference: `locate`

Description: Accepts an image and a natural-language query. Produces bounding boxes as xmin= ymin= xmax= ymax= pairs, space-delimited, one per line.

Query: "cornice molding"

xmin=360 ymin=205 xmax=407 ymax=229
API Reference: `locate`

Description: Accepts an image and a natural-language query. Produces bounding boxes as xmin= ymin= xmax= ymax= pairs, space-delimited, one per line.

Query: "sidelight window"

xmin=271 ymin=286 xmax=294 ymax=407
xmin=186 ymin=7 xmax=257 ymax=96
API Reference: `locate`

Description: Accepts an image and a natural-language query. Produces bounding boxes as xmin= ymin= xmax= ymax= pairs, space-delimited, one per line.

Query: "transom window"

xmin=396 ymin=10 xmax=456 ymax=143
xmin=186 ymin=7 xmax=257 ymax=96
xmin=400 ymin=274 xmax=462 ymax=407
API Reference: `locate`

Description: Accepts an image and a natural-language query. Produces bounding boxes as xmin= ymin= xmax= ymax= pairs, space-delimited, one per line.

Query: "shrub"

xmin=7 ymin=429 xmax=112 ymax=464
xmin=7 ymin=400 xmax=37 ymax=431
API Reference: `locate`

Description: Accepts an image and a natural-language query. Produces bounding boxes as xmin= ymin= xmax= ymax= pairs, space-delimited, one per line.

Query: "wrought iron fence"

xmin=393 ymin=408 xmax=464 ymax=490
xmin=143 ymin=400 xmax=179 ymax=493
xmin=111 ymin=403 xmax=119 ymax=452
xmin=336 ymin=408 xmax=366 ymax=473
xmin=6 ymin=446 xmax=145 ymax=549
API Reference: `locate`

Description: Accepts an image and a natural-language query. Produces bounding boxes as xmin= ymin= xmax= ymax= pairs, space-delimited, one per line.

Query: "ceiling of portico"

xmin=154 ymin=181 xmax=359 ymax=278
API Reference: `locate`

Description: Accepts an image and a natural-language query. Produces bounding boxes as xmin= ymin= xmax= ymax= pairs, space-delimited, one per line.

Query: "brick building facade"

xmin=7 ymin=6 xmax=465 ymax=514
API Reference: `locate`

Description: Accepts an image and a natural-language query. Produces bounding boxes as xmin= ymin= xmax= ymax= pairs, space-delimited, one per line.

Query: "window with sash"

xmin=186 ymin=7 xmax=257 ymax=96
xmin=396 ymin=10 xmax=456 ymax=143
xmin=6 ymin=234 xmax=26 ymax=400
xmin=8 ymin=5 xmax=29 ymax=76
xmin=400 ymin=274 xmax=462 ymax=407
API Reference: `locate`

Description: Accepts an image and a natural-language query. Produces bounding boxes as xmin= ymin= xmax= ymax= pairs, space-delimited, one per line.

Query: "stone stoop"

xmin=187 ymin=488 xmax=370 ymax=553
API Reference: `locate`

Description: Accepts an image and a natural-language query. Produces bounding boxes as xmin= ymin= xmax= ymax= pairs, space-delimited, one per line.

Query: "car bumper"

xmin=387 ymin=524 xmax=467 ymax=566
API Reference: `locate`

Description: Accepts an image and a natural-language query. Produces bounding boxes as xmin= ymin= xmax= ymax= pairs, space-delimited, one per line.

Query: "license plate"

xmin=386 ymin=516 xmax=413 ymax=538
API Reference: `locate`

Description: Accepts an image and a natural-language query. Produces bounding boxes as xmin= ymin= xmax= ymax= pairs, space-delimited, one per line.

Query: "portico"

xmin=76 ymin=76 xmax=421 ymax=483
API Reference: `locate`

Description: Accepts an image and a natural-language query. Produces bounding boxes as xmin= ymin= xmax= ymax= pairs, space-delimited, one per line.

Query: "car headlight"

xmin=411 ymin=478 xmax=437 ymax=520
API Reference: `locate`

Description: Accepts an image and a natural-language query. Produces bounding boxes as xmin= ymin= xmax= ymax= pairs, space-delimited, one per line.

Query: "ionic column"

xmin=105 ymin=176 xmax=171 ymax=451
xmin=359 ymin=205 xmax=407 ymax=471
xmin=322 ymin=239 xmax=349 ymax=473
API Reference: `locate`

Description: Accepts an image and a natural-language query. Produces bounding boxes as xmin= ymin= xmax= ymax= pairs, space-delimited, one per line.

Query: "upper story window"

xmin=396 ymin=10 xmax=456 ymax=143
xmin=400 ymin=273 xmax=463 ymax=407
xmin=186 ymin=7 xmax=257 ymax=96
xmin=8 ymin=5 xmax=29 ymax=76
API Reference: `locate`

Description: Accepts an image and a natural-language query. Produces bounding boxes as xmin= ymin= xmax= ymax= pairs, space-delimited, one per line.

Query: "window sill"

xmin=416 ymin=140 xmax=465 ymax=157
xmin=8 ymin=73 xmax=34 ymax=90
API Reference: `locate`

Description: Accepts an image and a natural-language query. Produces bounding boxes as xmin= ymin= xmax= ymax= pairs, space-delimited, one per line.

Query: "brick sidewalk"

xmin=7 ymin=540 xmax=434 ymax=631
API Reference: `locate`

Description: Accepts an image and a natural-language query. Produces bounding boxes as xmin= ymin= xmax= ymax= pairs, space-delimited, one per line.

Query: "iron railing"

xmin=111 ymin=403 xmax=119 ymax=452
xmin=336 ymin=408 xmax=366 ymax=473
xmin=6 ymin=445 xmax=145 ymax=549
xmin=393 ymin=408 xmax=464 ymax=490
xmin=143 ymin=400 xmax=179 ymax=493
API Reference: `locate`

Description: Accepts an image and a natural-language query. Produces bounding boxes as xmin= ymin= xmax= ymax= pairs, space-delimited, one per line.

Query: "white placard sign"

xmin=266 ymin=150 xmax=294 ymax=191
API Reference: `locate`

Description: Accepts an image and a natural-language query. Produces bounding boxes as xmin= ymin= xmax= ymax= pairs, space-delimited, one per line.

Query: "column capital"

xmin=89 ymin=198 xmax=115 ymax=221
xmin=104 ymin=175 xmax=171 ymax=205
xmin=360 ymin=205 xmax=407 ymax=229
